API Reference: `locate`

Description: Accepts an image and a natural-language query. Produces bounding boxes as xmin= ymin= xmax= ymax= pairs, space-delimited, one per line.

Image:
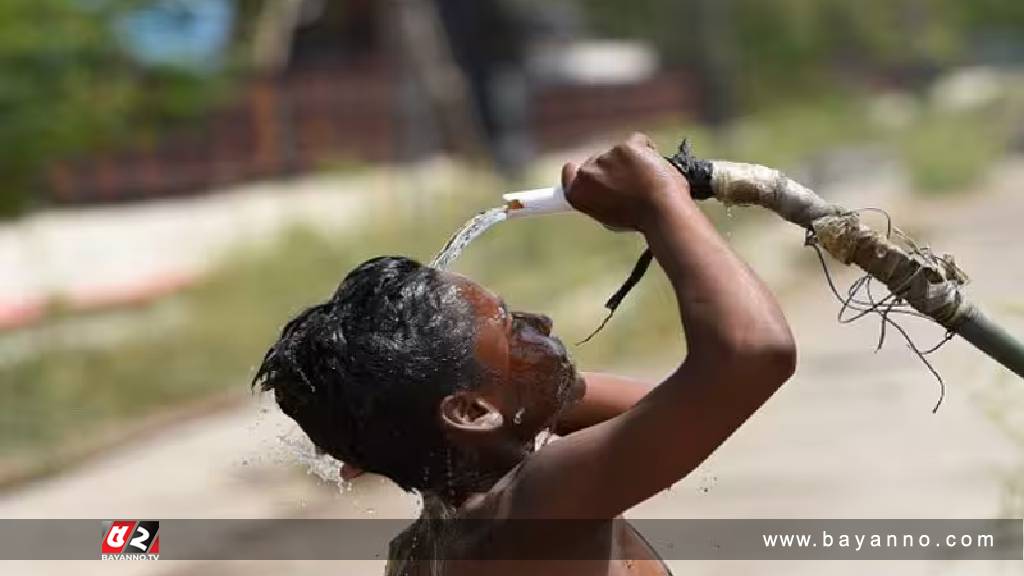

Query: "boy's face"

xmin=449 ymin=273 xmax=585 ymax=440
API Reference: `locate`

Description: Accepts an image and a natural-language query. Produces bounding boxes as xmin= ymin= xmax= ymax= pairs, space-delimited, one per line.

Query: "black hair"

xmin=253 ymin=256 xmax=483 ymax=492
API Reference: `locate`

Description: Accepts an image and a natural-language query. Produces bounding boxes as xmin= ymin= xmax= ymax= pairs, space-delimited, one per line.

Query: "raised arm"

xmin=503 ymin=133 xmax=796 ymax=519
xmin=552 ymin=372 xmax=652 ymax=436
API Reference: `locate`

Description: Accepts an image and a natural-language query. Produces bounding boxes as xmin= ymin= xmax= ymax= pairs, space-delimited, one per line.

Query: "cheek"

xmin=472 ymin=320 xmax=509 ymax=378
xmin=508 ymin=342 xmax=566 ymax=411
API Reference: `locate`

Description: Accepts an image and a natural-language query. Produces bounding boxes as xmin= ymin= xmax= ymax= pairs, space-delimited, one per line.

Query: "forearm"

xmin=552 ymin=372 xmax=651 ymax=435
xmin=641 ymin=191 xmax=794 ymax=372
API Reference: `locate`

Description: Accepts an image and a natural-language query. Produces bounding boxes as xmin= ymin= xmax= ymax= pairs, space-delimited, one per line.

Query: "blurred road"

xmin=0 ymin=159 xmax=463 ymax=329
xmin=0 ymin=158 xmax=1022 ymax=575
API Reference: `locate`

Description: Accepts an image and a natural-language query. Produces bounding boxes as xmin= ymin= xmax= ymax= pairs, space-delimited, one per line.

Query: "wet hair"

xmin=253 ymin=256 xmax=483 ymax=492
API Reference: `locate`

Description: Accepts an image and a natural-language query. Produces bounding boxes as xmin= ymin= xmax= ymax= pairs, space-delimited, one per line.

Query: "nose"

xmin=519 ymin=312 xmax=553 ymax=336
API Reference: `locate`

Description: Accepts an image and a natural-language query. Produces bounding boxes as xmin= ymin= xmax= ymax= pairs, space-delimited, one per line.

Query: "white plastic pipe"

xmin=502 ymin=186 xmax=574 ymax=219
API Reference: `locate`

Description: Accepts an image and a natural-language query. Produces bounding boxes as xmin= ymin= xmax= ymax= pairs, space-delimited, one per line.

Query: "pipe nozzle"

xmin=502 ymin=186 xmax=573 ymax=219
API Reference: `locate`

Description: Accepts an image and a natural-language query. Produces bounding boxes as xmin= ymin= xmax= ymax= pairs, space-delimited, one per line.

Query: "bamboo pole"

xmin=956 ymin=307 xmax=1024 ymax=379
xmin=667 ymin=140 xmax=1024 ymax=379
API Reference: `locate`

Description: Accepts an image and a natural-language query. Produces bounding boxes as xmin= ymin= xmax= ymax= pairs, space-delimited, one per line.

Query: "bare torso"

xmin=389 ymin=516 xmax=671 ymax=576
xmin=387 ymin=468 xmax=672 ymax=576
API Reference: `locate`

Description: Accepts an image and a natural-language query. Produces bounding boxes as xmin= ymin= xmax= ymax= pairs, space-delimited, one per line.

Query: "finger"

xmin=561 ymin=161 xmax=579 ymax=191
xmin=626 ymin=132 xmax=656 ymax=151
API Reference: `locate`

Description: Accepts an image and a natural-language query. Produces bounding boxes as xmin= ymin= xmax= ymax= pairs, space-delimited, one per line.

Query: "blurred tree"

xmin=579 ymin=0 xmax=1024 ymax=115
xmin=0 ymin=0 xmax=226 ymax=217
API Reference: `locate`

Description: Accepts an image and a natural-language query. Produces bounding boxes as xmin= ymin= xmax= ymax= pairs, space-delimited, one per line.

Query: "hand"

xmin=561 ymin=133 xmax=690 ymax=232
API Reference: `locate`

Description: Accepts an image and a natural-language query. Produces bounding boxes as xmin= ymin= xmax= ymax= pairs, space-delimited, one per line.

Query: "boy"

xmin=254 ymin=133 xmax=796 ymax=575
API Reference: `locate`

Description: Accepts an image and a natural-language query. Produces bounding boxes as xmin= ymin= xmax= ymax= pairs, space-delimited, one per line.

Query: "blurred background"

xmin=1 ymin=1 xmax=1023 ymax=574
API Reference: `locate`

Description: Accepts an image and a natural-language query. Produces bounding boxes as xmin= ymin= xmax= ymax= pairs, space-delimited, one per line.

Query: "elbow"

xmin=751 ymin=335 xmax=797 ymax=385
xmin=715 ymin=322 xmax=797 ymax=386
xmin=747 ymin=323 xmax=797 ymax=384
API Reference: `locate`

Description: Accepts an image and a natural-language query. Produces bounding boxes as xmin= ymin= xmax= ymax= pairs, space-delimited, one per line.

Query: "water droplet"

xmin=366 ymin=508 xmax=376 ymax=516
xmin=513 ymin=408 xmax=525 ymax=425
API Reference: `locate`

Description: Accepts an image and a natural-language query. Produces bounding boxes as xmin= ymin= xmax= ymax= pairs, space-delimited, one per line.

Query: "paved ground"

xmin=0 ymin=159 xmax=1022 ymax=575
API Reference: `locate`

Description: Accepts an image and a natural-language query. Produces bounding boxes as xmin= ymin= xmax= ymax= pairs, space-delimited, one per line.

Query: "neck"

xmin=427 ymin=441 xmax=530 ymax=508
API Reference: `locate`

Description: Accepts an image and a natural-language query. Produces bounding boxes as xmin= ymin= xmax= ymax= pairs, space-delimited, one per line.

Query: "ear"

xmin=439 ymin=392 xmax=504 ymax=436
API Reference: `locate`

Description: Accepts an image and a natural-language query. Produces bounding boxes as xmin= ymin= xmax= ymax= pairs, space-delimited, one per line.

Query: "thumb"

xmin=627 ymin=132 xmax=657 ymax=151
xmin=561 ymin=161 xmax=579 ymax=193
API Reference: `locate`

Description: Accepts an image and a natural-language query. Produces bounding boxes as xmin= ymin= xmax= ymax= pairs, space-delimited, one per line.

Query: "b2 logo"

xmin=101 ymin=521 xmax=160 ymax=559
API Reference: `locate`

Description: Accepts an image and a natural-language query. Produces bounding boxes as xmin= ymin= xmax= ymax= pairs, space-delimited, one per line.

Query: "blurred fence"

xmin=45 ymin=67 xmax=695 ymax=205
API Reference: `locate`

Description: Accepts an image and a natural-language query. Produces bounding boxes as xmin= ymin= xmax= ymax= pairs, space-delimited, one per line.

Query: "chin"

xmin=555 ymin=362 xmax=584 ymax=408
xmin=569 ymin=372 xmax=586 ymax=402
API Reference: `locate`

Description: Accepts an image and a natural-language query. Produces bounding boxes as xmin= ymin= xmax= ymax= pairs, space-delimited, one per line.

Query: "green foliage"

xmin=899 ymin=109 xmax=1009 ymax=193
xmin=580 ymin=0 xmax=1024 ymax=109
xmin=0 ymin=0 xmax=227 ymax=217
xmin=648 ymin=96 xmax=876 ymax=171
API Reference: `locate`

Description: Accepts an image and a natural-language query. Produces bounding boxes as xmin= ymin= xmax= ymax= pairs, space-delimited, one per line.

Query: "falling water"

xmin=430 ymin=207 xmax=507 ymax=270
xmin=251 ymin=393 xmax=350 ymax=490
xmin=276 ymin=422 xmax=348 ymax=488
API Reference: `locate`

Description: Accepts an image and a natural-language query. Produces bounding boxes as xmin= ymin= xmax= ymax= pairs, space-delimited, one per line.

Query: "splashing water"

xmin=252 ymin=392 xmax=348 ymax=489
xmin=430 ymin=207 xmax=507 ymax=270
xmin=277 ymin=426 xmax=347 ymax=487
xmin=534 ymin=428 xmax=557 ymax=450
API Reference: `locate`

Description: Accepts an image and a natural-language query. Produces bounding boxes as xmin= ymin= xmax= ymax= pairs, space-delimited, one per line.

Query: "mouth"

xmin=554 ymin=337 xmax=584 ymax=398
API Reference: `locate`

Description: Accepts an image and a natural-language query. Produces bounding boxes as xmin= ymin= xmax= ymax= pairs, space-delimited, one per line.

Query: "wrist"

xmin=637 ymin=182 xmax=696 ymax=234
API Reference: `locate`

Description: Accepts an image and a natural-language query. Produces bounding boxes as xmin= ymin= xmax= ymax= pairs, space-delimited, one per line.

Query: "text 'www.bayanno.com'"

xmin=763 ymin=530 xmax=995 ymax=553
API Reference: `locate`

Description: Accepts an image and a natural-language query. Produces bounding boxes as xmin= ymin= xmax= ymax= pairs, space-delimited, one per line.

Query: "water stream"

xmin=430 ymin=207 xmax=507 ymax=270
